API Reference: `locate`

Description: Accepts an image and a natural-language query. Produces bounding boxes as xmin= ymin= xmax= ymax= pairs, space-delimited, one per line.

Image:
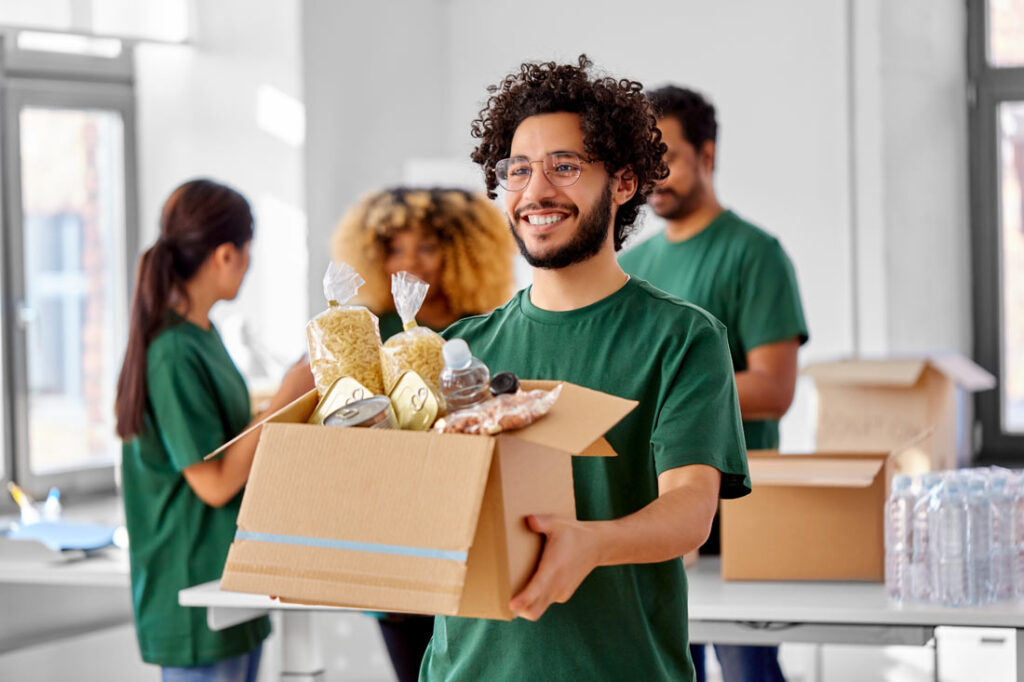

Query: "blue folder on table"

xmin=7 ymin=521 xmax=116 ymax=552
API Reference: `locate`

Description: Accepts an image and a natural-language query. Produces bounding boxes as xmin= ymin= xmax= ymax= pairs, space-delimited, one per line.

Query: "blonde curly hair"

xmin=331 ymin=187 xmax=516 ymax=316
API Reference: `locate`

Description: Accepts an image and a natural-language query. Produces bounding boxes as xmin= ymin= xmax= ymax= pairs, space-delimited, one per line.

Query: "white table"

xmin=688 ymin=558 xmax=1024 ymax=677
xmin=182 ymin=559 xmax=1024 ymax=680
xmin=179 ymin=580 xmax=350 ymax=681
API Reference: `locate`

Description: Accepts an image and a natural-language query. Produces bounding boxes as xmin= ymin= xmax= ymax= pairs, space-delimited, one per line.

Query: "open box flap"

xmin=746 ymin=451 xmax=887 ymax=488
xmin=803 ymin=359 xmax=927 ymax=388
xmin=512 ymin=381 xmax=637 ymax=456
xmin=205 ymin=389 xmax=319 ymax=460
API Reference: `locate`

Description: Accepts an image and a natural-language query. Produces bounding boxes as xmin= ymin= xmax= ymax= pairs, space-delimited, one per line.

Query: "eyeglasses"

xmin=494 ymin=152 xmax=595 ymax=192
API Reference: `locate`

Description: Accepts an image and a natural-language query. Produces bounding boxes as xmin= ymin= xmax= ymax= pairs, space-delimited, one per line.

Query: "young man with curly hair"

xmin=420 ymin=56 xmax=751 ymax=682
xmin=620 ymin=86 xmax=808 ymax=682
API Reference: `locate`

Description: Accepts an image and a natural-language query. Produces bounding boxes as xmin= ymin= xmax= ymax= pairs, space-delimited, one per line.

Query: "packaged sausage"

xmin=432 ymin=385 xmax=562 ymax=435
xmin=379 ymin=272 xmax=446 ymax=393
xmin=306 ymin=262 xmax=384 ymax=396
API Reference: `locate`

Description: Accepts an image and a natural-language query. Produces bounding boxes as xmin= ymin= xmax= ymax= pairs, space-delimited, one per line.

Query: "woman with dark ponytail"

xmin=116 ymin=179 xmax=313 ymax=681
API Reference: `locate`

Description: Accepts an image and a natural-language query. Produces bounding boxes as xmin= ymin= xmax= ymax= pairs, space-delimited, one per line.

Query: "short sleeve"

xmin=147 ymin=347 xmax=230 ymax=472
xmin=737 ymin=239 xmax=808 ymax=353
xmin=651 ymin=318 xmax=751 ymax=499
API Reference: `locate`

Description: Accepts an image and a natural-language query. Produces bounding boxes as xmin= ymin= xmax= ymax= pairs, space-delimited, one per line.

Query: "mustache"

xmin=513 ymin=201 xmax=579 ymax=222
xmin=651 ymin=187 xmax=677 ymax=197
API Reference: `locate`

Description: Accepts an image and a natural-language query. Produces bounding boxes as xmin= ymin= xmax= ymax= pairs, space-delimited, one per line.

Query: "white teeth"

xmin=527 ymin=214 xmax=564 ymax=226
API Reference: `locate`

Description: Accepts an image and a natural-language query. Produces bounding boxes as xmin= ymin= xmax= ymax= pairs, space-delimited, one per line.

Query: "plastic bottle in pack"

xmin=910 ymin=472 xmax=943 ymax=602
xmin=1013 ymin=472 xmax=1024 ymax=599
xmin=438 ymin=339 xmax=491 ymax=412
xmin=964 ymin=471 xmax=993 ymax=605
xmin=930 ymin=475 xmax=969 ymax=607
xmin=885 ymin=474 xmax=916 ymax=601
xmin=989 ymin=472 xmax=1017 ymax=601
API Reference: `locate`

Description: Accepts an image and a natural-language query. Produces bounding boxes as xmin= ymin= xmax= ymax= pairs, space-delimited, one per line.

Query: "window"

xmin=969 ymin=0 xmax=1024 ymax=460
xmin=0 ymin=32 xmax=138 ymax=500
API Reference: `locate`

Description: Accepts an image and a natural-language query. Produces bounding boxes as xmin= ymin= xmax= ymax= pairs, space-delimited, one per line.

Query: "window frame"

xmin=0 ymin=32 xmax=138 ymax=501
xmin=968 ymin=0 xmax=1024 ymax=463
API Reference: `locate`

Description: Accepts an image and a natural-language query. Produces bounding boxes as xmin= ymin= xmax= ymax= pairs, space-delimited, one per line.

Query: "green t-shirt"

xmin=121 ymin=314 xmax=270 ymax=667
xmin=619 ymin=210 xmax=809 ymax=450
xmin=421 ymin=278 xmax=750 ymax=682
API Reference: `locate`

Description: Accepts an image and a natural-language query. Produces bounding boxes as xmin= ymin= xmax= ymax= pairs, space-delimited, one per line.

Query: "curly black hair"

xmin=648 ymin=85 xmax=718 ymax=152
xmin=470 ymin=55 xmax=668 ymax=250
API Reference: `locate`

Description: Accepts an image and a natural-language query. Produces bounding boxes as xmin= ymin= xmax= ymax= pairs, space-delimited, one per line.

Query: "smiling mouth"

xmin=526 ymin=214 xmax=567 ymax=226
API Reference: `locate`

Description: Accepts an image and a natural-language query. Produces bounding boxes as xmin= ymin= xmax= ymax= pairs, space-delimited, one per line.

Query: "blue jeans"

xmin=161 ymin=644 xmax=263 ymax=682
xmin=691 ymin=643 xmax=785 ymax=682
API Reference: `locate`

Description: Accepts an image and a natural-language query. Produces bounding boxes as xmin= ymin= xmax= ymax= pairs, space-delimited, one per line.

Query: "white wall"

xmin=134 ymin=0 xmax=308 ymax=384
xmin=302 ymin=0 xmax=447 ymax=316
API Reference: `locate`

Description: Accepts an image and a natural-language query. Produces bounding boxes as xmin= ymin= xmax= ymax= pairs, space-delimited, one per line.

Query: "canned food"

xmin=308 ymin=376 xmax=373 ymax=425
xmin=323 ymin=395 xmax=396 ymax=429
xmin=389 ymin=370 xmax=443 ymax=431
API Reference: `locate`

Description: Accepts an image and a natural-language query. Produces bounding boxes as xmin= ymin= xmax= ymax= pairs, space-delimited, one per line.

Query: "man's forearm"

xmin=591 ymin=481 xmax=717 ymax=567
xmin=735 ymin=368 xmax=792 ymax=420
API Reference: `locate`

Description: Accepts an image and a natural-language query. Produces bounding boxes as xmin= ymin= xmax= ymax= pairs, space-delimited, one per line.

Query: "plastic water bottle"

xmin=439 ymin=339 xmax=491 ymax=412
xmin=910 ymin=472 xmax=943 ymax=602
xmin=989 ymin=473 xmax=1017 ymax=601
xmin=885 ymin=474 xmax=916 ymax=601
xmin=930 ymin=476 xmax=970 ymax=607
xmin=964 ymin=473 xmax=993 ymax=605
xmin=1013 ymin=472 xmax=1024 ymax=599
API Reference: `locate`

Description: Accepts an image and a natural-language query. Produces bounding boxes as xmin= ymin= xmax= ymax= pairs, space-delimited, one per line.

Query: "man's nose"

xmin=521 ymin=167 xmax=558 ymax=204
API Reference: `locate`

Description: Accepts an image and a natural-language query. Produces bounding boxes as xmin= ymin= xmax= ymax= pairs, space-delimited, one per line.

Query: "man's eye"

xmin=553 ymin=163 xmax=580 ymax=173
xmin=509 ymin=166 xmax=531 ymax=177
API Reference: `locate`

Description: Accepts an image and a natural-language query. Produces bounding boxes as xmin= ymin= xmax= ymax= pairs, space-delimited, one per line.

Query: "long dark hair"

xmin=115 ymin=179 xmax=253 ymax=439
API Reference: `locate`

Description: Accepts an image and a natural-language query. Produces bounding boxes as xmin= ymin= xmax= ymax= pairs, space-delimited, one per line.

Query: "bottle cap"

xmin=442 ymin=338 xmax=472 ymax=370
xmin=490 ymin=372 xmax=519 ymax=396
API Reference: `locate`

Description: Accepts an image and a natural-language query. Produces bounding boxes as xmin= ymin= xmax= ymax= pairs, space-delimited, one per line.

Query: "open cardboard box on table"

xmin=206 ymin=380 xmax=636 ymax=620
xmin=804 ymin=353 xmax=995 ymax=471
xmin=719 ymin=437 xmax=924 ymax=582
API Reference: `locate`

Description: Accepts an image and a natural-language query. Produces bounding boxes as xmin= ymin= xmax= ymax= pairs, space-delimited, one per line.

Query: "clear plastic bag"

xmin=432 ymin=385 xmax=562 ymax=435
xmin=379 ymin=272 xmax=445 ymax=393
xmin=306 ymin=262 xmax=384 ymax=396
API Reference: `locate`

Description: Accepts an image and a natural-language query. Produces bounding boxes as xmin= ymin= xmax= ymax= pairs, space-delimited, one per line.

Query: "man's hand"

xmin=508 ymin=514 xmax=602 ymax=621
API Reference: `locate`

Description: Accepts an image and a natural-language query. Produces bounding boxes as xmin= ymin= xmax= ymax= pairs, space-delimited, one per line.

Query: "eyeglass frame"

xmin=493 ymin=151 xmax=598 ymax=192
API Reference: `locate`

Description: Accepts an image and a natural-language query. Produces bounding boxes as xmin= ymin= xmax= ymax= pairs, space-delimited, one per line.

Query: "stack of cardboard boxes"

xmin=720 ymin=353 xmax=996 ymax=581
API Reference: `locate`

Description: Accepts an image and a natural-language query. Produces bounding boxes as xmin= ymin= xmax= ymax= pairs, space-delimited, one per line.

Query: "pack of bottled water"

xmin=885 ymin=467 xmax=1024 ymax=606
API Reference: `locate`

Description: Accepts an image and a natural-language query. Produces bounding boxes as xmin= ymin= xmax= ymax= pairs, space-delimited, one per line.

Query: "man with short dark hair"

xmin=620 ymin=85 xmax=809 ymax=682
xmin=419 ymin=57 xmax=751 ymax=682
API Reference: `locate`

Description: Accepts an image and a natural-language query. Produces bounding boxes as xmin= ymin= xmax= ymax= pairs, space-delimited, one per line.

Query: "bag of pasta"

xmin=379 ymin=271 xmax=446 ymax=392
xmin=306 ymin=262 xmax=384 ymax=396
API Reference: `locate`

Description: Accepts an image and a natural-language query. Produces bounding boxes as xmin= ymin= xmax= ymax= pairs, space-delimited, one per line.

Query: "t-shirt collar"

xmin=518 ymin=276 xmax=637 ymax=325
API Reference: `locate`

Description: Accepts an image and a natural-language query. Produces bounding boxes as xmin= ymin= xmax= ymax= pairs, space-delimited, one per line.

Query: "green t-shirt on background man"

xmin=121 ymin=313 xmax=270 ymax=667
xmin=619 ymin=210 xmax=809 ymax=451
xmin=420 ymin=278 xmax=750 ymax=682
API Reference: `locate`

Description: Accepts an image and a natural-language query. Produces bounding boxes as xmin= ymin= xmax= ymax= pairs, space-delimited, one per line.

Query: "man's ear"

xmin=613 ymin=166 xmax=639 ymax=206
xmin=700 ymin=140 xmax=716 ymax=174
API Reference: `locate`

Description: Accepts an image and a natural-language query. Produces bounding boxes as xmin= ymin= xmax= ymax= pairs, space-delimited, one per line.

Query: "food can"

xmin=323 ymin=395 xmax=396 ymax=429
xmin=389 ymin=370 xmax=443 ymax=431
xmin=308 ymin=376 xmax=373 ymax=425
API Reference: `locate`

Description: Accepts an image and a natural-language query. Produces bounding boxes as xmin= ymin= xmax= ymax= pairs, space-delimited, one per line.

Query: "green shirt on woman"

xmin=121 ymin=313 xmax=269 ymax=667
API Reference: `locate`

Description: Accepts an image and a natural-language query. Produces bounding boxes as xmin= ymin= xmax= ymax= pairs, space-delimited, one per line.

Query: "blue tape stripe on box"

xmin=235 ymin=530 xmax=467 ymax=562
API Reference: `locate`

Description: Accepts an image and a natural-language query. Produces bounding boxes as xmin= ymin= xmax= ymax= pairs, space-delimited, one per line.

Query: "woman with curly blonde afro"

xmin=332 ymin=187 xmax=516 ymax=340
xmin=330 ymin=186 xmax=515 ymax=682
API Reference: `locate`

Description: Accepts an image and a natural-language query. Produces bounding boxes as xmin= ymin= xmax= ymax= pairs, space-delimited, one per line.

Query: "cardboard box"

xmin=720 ymin=447 xmax=903 ymax=581
xmin=210 ymin=381 xmax=636 ymax=620
xmin=804 ymin=354 xmax=995 ymax=470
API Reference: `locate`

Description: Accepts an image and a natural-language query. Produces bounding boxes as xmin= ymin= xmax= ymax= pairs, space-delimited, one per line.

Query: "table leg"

xmin=279 ymin=611 xmax=325 ymax=681
xmin=1015 ymin=629 xmax=1024 ymax=682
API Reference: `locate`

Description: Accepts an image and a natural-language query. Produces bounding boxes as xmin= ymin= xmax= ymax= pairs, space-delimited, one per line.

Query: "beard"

xmin=509 ymin=182 xmax=613 ymax=270
xmin=650 ymin=183 xmax=704 ymax=221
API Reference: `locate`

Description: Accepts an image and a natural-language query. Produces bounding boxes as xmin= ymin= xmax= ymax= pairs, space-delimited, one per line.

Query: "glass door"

xmin=3 ymin=77 xmax=137 ymax=497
